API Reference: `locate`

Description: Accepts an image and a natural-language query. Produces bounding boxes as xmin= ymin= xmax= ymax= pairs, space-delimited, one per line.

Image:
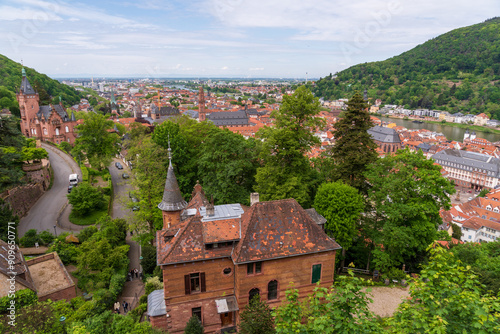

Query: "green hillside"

xmin=311 ymin=17 xmax=500 ymax=119
xmin=0 ymin=54 xmax=82 ymax=117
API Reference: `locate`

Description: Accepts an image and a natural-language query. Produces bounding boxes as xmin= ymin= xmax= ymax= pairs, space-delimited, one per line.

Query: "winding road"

xmin=19 ymin=143 xmax=82 ymax=237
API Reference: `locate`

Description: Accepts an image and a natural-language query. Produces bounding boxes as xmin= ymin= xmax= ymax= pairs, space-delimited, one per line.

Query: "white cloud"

xmin=0 ymin=5 xmax=62 ymax=21
xmin=249 ymin=67 xmax=264 ymax=71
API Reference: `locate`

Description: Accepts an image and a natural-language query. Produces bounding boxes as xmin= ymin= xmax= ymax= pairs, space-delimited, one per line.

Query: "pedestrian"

xmin=114 ymin=301 xmax=120 ymax=314
xmin=134 ymin=268 xmax=138 ymax=278
xmin=139 ymin=270 xmax=143 ymax=280
xmin=123 ymin=301 xmax=128 ymax=313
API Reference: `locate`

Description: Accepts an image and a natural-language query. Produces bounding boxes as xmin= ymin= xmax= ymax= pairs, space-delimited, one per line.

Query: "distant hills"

xmin=311 ymin=18 xmax=500 ymax=120
xmin=0 ymin=54 xmax=81 ymax=117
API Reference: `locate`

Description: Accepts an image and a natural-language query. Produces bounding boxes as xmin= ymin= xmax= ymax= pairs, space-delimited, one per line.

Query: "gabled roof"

xmin=156 ymin=217 xmax=233 ymax=265
xmin=231 ymin=199 xmax=341 ymax=264
xmin=368 ymin=126 xmax=401 ymax=144
xmin=0 ymin=240 xmax=36 ymax=292
xmin=207 ymin=110 xmax=249 ymax=126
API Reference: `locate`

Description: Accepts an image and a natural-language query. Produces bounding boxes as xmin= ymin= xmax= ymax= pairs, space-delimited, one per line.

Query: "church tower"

xmin=16 ymin=68 xmax=40 ymax=138
xmin=111 ymin=90 xmax=118 ymax=115
xmin=158 ymin=139 xmax=187 ymax=229
xmin=198 ymin=86 xmax=206 ymax=122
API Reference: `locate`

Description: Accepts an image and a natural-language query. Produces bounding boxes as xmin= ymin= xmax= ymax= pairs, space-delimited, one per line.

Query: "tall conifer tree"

xmin=330 ymin=92 xmax=378 ymax=191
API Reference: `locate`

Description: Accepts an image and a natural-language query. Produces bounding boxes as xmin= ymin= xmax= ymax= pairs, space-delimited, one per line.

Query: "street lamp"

xmin=53 ymin=225 xmax=57 ymax=236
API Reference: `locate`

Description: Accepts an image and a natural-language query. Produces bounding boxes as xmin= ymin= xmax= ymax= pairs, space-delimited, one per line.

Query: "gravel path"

xmin=365 ymin=286 xmax=410 ymax=317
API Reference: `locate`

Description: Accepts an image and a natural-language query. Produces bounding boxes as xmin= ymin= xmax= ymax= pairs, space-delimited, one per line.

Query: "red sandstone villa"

xmin=147 ymin=149 xmax=341 ymax=333
xmin=17 ymin=68 xmax=78 ymax=144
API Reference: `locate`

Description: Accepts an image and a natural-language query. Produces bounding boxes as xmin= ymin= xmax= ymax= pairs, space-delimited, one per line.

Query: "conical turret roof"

xmin=158 ymin=140 xmax=187 ymax=212
xmin=20 ymin=68 xmax=36 ymax=95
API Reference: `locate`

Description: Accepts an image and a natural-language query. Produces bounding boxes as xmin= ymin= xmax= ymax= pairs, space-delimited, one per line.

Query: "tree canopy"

xmin=72 ymin=112 xmax=119 ymax=170
xmin=365 ymin=149 xmax=455 ymax=270
xmin=329 ymin=92 xmax=378 ymax=191
xmin=67 ymin=182 xmax=106 ymax=217
xmin=273 ymin=272 xmax=382 ymax=334
xmin=388 ymin=246 xmax=500 ymax=333
xmin=255 ymin=86 xmax=324 ymax=207
xmin=198 ymin=128 xmax=258 ymax=205
xmin=239 ymin=295 xmax=275 ymax=334
xmin=313 ymin=181 xmax=364 ymax=251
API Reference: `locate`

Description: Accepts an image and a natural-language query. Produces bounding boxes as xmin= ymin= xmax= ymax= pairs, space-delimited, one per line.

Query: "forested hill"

xmin=311 ymin=17 xmax=500 ymax=119
xmin=0 ymin=54 xmax=82 ymax=117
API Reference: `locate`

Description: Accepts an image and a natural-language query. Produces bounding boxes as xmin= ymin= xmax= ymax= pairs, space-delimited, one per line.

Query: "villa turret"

xmin=158 ymin=139 xmax=187 ymax=229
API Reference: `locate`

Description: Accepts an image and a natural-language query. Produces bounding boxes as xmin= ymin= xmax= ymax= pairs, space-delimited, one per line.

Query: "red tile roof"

xmin=231 ymin=199 xmax=341 ymax=264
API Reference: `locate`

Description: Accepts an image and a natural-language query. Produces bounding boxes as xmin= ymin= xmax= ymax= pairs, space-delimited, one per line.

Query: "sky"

xmin=0 ymin=0 xmax=498 ymax=78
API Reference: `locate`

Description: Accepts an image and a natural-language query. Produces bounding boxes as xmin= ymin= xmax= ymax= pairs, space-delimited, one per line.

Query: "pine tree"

xmin=184 ymin=315 xmax=204 ymax=334
xmin=330 ymin=92 xmax=378 ymax=191
xmin=239 ymin=295 xmax=275 ymax=334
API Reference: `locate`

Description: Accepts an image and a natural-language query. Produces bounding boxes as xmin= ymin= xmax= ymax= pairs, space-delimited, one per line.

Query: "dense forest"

xmin=310 ymin=17 xmax=500 ymax=119
xmin=0 ymin=54 xmax=82 ymax=117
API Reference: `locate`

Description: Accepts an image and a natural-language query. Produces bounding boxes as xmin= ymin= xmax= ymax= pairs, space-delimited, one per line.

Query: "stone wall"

xmin=1 ymin=163 xmax=50 ymax=218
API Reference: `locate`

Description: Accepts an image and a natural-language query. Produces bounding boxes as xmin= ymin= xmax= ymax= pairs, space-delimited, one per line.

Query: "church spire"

xmin=198 ymin=85 xmax=206 ymax=122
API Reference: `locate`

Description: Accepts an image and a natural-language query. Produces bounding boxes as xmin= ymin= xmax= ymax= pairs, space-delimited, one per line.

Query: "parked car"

xmin=130 ymin=195 xmax=139 ymax=211
xmin=68 ymin=185 xmax=74 ymax=193
xmin=122 ymin=173 xmax=129 ymax=179
xmin=115 ymin=162 xmax=123 ymax=169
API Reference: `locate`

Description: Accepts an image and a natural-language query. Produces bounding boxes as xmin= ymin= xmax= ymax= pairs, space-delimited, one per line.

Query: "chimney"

xmin=250 ymin=193 xmax=259 ymax=206
xmin=206 ymin=196 xmax=215 ymax=216
xmin=206 ymin=203 xmax=215 ymax=216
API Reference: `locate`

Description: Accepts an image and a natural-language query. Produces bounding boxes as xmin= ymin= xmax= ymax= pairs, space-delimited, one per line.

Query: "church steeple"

xmin=158 ymin=137 xmax=187 ymax=229
xmin=198 ymin=86 xmax=206 ymax=122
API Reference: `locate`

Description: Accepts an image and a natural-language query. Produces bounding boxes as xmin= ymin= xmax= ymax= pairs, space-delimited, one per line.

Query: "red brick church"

xmin=148 ymin=149 xmax=341 ymax=333
xmin=17 ymin=68 xmax=78 ymax=144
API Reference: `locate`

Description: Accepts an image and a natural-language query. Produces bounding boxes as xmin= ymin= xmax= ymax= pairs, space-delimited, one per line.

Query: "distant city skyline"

xmin=0 ymin=0 xmax=498 ymax=78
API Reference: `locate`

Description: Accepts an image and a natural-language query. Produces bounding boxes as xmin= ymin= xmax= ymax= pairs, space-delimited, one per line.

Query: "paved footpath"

xmin=109 ymin=158 xmax=145 ymax=313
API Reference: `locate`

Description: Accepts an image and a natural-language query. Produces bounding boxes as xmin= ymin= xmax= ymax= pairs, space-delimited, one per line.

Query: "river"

xmin=378 ymin=116 xmax=500 ymax=143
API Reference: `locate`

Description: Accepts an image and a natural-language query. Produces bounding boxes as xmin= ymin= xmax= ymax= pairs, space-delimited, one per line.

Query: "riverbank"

xmin=376 ymin=114 xmax=500 ymax=136
xmin=423 ymin=120 xmax=500 ymax=135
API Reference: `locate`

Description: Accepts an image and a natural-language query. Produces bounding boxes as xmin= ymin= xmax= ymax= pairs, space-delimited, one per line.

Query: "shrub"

xmin=139 ymin=294 xmax=148 ymax=305
xmin=81 ymin=167 xmax=89 ymax=182
xmin=0 ymin=289 xmax=37 ymax=313
xmin=145 ymin=276 xmax=163 ymax=296
xmin=77 ymin=226 xmax=98 ymax=243
xmin=184 ymin=315 xmax=204 ymax=334
xmin=58 ymin=141 xmax=72 ymax=154
xmin=141 ymin=244 xmax=157 ymax=276
xmin=48 ymin=240 xmax=80 ymax=265
xmin=128 ymin=303 xmax=147 ymax=322
xmin=67 ymin=183 xmax=105 ymax=216
xmin=101 ymin=186 xmax=111 ymax=196
xmin=38 ymin=230 xmax=55 ymax=245
xmin=19 ymin=229 xmax=40 ymax=247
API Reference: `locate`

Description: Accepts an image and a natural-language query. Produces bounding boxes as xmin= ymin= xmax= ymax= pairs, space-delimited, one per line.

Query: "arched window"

xmin=43 ymin=128 xmax=47 ymax=135
xmin=55 ymin=128 xmax=60 ymax=135
xmin=268 ymin=280 xmax=278 ymax=300
xmin=65 ymin=126 xmax=69 ymax=133
xmin=249 ymin=288 xmax=260 ymax=302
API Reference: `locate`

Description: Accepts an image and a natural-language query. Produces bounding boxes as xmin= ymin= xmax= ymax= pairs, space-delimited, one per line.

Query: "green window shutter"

xmin=311 ymin=264 xmax=322 ymax=284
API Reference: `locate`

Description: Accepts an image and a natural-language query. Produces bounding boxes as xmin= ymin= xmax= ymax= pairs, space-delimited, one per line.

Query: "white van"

xmin=69 ymin=174 xmax=79 ymax=186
